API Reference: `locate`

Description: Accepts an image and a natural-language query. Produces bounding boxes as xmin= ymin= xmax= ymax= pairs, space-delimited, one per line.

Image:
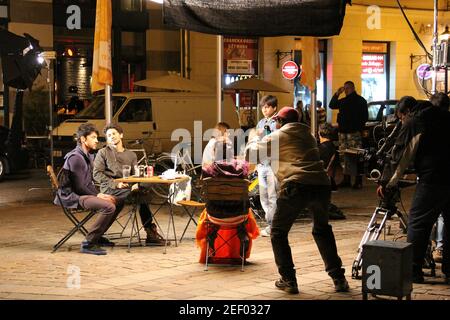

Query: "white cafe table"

xmin=114 ymin=175 xmax=190 ymax=253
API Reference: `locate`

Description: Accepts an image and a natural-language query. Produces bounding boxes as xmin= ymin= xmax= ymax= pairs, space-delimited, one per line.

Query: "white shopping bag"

xmin=169 ymin=176 xmax=192 ymax=205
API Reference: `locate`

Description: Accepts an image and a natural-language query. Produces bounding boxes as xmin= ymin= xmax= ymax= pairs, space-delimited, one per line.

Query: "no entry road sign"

xmin=282 ymin=61 xmax=299 ymax=80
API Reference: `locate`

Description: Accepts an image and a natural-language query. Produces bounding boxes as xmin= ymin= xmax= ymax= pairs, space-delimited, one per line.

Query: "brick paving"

xmin=0 ymin=169 xmax=449 ymax=300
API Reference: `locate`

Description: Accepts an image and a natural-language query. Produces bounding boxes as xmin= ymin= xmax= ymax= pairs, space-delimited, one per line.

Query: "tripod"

xmin=351 ymin=192 xmax=436 ymax=279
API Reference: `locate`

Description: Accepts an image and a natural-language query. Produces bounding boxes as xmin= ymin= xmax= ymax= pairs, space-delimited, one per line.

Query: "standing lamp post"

xmin=40 ymin=51 xmax=57 ymax=168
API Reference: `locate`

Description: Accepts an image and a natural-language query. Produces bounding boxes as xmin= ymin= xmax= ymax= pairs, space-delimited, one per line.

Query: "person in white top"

xmin=256 ymin=95 xmax=279 ymax=237
xmin=202 ymin=122 xmax=234 ymax=168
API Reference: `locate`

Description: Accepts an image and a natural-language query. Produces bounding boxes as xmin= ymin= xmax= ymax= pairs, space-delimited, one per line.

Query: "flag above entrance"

xmin=163 ymin=0 xmax=351 ymax=37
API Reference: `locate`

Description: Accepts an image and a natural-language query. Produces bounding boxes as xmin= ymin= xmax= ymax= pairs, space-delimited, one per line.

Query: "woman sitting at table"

xmin=196 ymin=122 xmax=259 ymax=264
xmin=93 ymin=123 xmax=167 ymax=245
xmin=202 ymin=122 xmax=234 ymax=169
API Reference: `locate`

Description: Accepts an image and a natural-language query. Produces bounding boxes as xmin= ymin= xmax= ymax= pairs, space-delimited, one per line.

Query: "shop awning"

xmin=225 ymin=78 xmax=289 ymax=93
xmin=134 ymin=74 xmax=213 ymax=92
xmin=163 ymin=0 xmax=351 ymax=37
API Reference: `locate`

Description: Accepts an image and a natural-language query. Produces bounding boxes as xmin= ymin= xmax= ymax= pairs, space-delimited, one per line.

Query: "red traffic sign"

xmin=282 ymin=61 xmax=299 ymax=80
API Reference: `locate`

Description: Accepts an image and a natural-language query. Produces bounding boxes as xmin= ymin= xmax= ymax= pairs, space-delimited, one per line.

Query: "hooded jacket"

xmin=386 ymin=105 xmax=450 ymax=188
xmin=248 ymin=122 xmax=330 ymax=188
xmin=54 ymin=145 xmax=98 ymax=208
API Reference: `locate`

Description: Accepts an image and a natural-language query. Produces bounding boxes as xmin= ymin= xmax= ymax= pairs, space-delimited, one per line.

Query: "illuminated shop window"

xmin=362 ymin=41 xmax=390 ymax=102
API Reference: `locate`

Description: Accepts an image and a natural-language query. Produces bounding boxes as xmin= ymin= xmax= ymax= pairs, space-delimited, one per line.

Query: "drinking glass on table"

xmin=122 ymin=165 xmax=131 ymax=178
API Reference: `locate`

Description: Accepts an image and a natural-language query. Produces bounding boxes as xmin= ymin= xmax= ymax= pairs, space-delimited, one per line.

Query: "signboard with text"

xmin=362 ymin=54 xmax=385 ymax=74
xmin=223 ymin=37 xmax=258 ymax=75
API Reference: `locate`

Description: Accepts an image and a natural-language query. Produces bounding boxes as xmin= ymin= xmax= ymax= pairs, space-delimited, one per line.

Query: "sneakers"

xmin=332 ymin=277 xmax=350 ymax=292
xmin=80 ymin=241 xmax=107 ymax=255
xmin=328 ymin=205 xmax=346 ymax=220
xmin=260 ymin=227 xmax=271 ymax=237
xmin=275 ymin=278 xmax=299 ymax=294
xmin=98 ymin=236 xmax=115 ymax=247
xmin=433 ymin=248 xmax=443 ymax=263
xmin=145 ymin=224 xmax=170 ymax=246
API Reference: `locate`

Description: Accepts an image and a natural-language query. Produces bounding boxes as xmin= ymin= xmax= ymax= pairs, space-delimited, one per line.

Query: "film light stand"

xmin=40 ymin=51 xmax=57 ymax=168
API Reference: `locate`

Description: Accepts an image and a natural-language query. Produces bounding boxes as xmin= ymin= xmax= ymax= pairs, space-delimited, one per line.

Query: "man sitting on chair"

xmin=56 ymin=123 xmax=120 ymax=255
xmin=93 ymin=123 xmax=166 ymax=245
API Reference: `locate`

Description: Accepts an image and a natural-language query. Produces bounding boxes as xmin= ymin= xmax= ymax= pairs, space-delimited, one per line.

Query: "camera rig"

xmin=351 ymin=121 xmax=436 ymax=279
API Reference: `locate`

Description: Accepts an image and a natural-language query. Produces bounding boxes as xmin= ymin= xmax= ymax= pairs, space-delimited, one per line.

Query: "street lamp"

xmin=39 ymin=51 xmax=57 ymax=168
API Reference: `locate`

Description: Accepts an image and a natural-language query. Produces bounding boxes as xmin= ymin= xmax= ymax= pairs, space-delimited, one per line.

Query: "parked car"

xmin=0 ymin=126 xmax=29 ymax=181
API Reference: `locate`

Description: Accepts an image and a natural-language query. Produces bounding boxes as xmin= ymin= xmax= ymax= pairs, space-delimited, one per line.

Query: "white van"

xmin=52 ymin=92 xmax=240 ymax=162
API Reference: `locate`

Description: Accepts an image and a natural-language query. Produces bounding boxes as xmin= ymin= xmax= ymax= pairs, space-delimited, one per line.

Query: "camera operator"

xmin=378 ymin=94 xmax=450 ymax=284
xmin=376 ymin=96 xmax=416 ymax=209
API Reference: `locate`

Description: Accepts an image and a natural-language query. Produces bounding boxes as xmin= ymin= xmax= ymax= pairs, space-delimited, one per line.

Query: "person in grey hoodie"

xmin=55 ymin=123 xmax=120 ymax=255
xmin=247 ymin=107 xmax=349 ymax=294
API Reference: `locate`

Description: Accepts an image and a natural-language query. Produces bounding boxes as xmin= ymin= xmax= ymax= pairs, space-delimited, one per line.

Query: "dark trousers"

xmin=79 ymin=195 xmax=122 ymax=243
xmin=407 ymin=182 xmax=450 ymax=276
xmin=105 ymin=188 xmax=154 ymax=229
xmin=271 ymin=182 xmax=345 ymax=280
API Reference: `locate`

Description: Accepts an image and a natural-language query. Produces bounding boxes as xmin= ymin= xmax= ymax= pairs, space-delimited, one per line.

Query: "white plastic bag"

xmin=169 ymin=176 xmax=192 ymax=205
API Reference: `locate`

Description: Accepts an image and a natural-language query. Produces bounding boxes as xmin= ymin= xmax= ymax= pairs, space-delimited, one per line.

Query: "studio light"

xmin=0 ymin=30 xmax=44 ymax=90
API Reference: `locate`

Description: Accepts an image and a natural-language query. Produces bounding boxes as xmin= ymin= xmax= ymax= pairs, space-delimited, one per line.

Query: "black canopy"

xmin=163 ymin=0 xmax=351 ymax=37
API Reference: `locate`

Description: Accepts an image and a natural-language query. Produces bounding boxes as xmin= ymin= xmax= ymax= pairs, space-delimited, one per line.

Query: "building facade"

xmin=1 ymin=1 xmax=449 ymax=128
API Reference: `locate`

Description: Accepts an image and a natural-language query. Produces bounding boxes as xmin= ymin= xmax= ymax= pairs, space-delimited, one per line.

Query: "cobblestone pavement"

xmin=0 ymin=170 xmax=448 ymax=300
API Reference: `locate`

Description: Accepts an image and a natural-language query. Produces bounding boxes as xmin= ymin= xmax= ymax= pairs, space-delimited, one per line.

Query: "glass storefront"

xmin=121 ymin=31 xmax=146 ymax=92
xmin=361 ymin=41 xmax=390 ymax=102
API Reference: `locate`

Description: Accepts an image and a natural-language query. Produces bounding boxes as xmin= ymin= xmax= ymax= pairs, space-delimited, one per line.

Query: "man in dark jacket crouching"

xmin=247 ymin=107 xmax=349 ymax=294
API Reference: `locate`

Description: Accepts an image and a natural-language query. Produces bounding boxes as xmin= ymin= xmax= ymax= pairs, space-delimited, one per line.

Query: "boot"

xmin=145 ymin=223 xmax=170 ymax=246
xmin=339 ymin=175 xmax=351 ymax=188
xmin=352 ymin=175 xmax=363 ymax=189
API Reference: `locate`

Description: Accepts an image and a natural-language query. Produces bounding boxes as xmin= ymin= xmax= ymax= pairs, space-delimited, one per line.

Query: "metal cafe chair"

xmin=177 ymin=199 xmax=205 ymax=242
xmin=47 ymin=165 xmax=96 ymax=252
xmin=201 ymin=177 xmax=251 ymax=272
xmin=169 ymin=176 xmax=205 ymax=242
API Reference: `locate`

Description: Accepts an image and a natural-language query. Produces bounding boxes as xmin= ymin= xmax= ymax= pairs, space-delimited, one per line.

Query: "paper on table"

xmin=159 ymin=169 xmax=189 ymax=180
